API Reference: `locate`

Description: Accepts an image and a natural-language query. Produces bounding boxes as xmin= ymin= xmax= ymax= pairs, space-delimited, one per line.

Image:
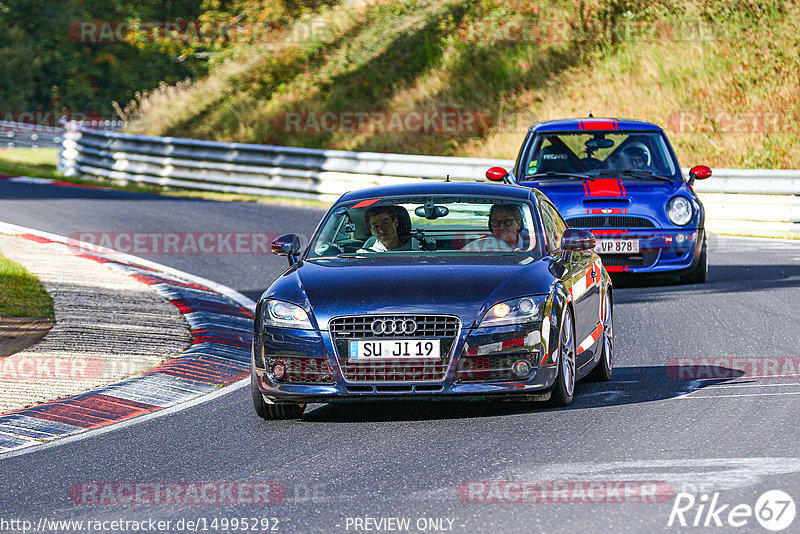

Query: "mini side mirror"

xmin=486 ymin=167 xmax=508 ymax=182
xmin=688 ymin=165 xmax=712 ymax=185
xmin=561 ymin=229 xmax=596 ymax=252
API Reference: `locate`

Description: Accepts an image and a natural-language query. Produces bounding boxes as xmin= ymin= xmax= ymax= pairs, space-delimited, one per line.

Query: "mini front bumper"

xmin=254 ymin=322 xmax=560 ymax=403
xmin=592 ymin=228 xmax=705 ymax=273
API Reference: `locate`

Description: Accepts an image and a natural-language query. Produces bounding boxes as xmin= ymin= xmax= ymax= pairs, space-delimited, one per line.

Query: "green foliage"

xmin=0 ymin=0 xmax=204 ymax=117
xmin=0 ymin=254 xmax=54 ymax=319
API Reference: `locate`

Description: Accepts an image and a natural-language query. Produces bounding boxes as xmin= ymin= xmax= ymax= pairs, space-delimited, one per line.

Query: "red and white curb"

xmin=0 ymin=222 xmax=255 ymax=456
xmin=0 ymin=174 xmax=106 ymax=190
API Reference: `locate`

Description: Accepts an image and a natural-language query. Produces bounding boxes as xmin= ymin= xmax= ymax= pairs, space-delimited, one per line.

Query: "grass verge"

xmin=0 ymin=148 xmax=61 ymax=180
xmin=0 ymin=254 xmax=55 ymax=318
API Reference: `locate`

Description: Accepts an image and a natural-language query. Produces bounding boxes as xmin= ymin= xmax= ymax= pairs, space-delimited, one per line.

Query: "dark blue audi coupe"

xmin=252 ymin=181 xmax=613 ymax=419
xmin=486 ymin=118 xmax=712 ymax=282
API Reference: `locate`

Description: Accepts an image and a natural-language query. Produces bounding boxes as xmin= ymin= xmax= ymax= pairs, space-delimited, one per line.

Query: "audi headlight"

xmin=264 ymin=299 xmax=313 ymax=329
xmin=479 ymin=296 xmax=547 ymax=327
xmin=667 ymin=196 xmax=693 ymax=226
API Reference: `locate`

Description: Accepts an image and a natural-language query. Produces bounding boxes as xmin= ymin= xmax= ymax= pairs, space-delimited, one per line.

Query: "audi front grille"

xmin=329 ymin=315 xmax=460 ymax=382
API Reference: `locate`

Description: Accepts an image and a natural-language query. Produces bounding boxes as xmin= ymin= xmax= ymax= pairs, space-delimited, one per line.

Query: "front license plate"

xmin=595 ymin=238 xmax=639 ymax=254
xmin=349 ymin=339 xmax=441 ymax=360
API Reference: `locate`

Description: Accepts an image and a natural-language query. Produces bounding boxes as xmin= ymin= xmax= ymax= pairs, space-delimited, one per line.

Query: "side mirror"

xmin=688 ymin=165 xmax=712 ymax=185
xmin=271 ymin=234 xmax=301 ymax=265
xmin=486 ymin=167 xmax=508 ymax=182
xmin=561 ymin=229 xmax=596 ymax=252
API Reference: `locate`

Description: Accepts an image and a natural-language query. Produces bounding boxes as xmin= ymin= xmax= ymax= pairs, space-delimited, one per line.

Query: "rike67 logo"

xmin=668 ymin=490 xmax=796 ymax=531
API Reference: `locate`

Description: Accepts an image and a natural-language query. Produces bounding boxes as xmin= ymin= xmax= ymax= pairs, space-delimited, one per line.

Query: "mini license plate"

xmin=349 ymin=339 xmax=441 ymax=360
xmin=595 ymin=238 xmax=639 ymax=254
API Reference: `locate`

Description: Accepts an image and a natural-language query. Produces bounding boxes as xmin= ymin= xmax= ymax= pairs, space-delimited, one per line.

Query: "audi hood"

xmin=264 ymin=256 xmax=556 ymax=329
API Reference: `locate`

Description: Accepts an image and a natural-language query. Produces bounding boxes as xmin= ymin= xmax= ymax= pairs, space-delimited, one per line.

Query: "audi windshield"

xmin=306 ymin=195 xmax=546 ymax=259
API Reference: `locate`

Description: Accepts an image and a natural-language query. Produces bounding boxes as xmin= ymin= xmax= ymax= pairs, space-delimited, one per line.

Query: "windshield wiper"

xmin=591 ymin=169 xmax=673 ymax=181
xmin=525 ymin=171 xmax=594 ymax=181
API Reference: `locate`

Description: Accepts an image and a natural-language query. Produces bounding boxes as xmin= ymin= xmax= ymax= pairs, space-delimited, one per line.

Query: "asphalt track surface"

xmin=1 ymin=180 xmax=800 ymax=533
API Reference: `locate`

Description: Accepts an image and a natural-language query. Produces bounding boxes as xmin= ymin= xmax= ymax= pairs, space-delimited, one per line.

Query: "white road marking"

xmin=676 ymin=390 xmax=800 ymax=400
xmin=704 ymin=382 xmax=800 ymax=389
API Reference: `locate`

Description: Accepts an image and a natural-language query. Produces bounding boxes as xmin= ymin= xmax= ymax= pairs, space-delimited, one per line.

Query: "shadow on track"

xmin=611 ymin=263 xmax=800 ymax=306
xmin=296 ymin=365 xmax=741 ymax=422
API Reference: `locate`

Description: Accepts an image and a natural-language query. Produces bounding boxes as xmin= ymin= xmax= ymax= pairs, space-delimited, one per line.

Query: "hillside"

xmin=122 ymin=0 xmax=800 ymax=169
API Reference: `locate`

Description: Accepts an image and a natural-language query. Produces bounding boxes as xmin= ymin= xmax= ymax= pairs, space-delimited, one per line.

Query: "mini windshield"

xmin=521 ymin=132 xmax=677 ymax=178
xmin=307 ymin=195 xmax=544 ymax=259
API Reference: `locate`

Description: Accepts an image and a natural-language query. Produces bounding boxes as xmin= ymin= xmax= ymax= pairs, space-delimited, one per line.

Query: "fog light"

xmin=512 ymin=360 xmax=532 ymax=377
xmin=272 ymin=361 xmax=286 ymax=380
xmin=675 ymin=234 xmax=686 ymax=244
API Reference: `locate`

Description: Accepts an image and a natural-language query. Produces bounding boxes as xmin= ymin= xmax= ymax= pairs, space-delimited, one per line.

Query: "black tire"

xmin=588 ymin=288 xmax=613 ymax=382
xmin=547 ymin=307 xmax=576 ymax=407
xmin=251 ymin=370 xmax=305 ymax=420
xmin=680 ymin=239 xmax=707 ymax=284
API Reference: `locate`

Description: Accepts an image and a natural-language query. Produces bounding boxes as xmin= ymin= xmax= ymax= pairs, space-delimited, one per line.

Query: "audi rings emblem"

xmin=371 ymin=318 xmax=417 ymax=335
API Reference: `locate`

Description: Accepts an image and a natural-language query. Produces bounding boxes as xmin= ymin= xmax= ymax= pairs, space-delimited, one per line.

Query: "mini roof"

xmin=530 ymin=118 xmax=663 ymax=133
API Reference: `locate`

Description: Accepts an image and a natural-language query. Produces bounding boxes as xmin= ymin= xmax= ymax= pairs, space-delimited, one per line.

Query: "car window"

xmin=538 ymin=199 xmax=567 ymax=253
xmin=307 ymin=195 xmax=545 ymax=258
xmin=522 ymin=132 xmax=677 ymax=177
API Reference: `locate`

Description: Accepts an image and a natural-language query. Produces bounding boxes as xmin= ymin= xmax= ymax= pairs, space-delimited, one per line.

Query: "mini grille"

xmin=567 ymin=216 xmax=655 ymax=228
xmin=329 ymin=315 xmax=460 ymax=382
xmin=600 ymin=250 xmax=658 ymax=267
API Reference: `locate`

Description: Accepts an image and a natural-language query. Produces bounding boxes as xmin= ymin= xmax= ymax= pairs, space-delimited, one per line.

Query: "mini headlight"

xmin=480 ymin=296 xmax=547 ymax=327
xmin=667 ymin=196 xmax=693 ymax=226
xmin=264 ymin=299 xmax=313 ymax=329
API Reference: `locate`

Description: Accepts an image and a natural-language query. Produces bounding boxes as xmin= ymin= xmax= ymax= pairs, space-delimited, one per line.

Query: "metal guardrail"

xmin=1 ymin=120 xmax=123 ymax=149
xmin=0 ymin=121 xmax=63 ymax=149
xmin=58 ymin=123 xmax=800 ymax=237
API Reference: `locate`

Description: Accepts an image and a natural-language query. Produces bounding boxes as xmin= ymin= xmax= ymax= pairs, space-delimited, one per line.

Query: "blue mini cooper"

xmin=253 ymin=181 xmax=613 ymax=419
xmin=486 ymin=118 xmax=712 ymax=282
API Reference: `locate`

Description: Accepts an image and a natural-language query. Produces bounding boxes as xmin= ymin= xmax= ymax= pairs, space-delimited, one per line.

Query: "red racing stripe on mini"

xmin=588 ymin=208 xmax=626 ymax=215
xmin=581 ymin=119 xmax=617 ymax=131
xmin=591 ymin=229 xmax=625 ymax=236
xmin=586 ymin=178 xmax=624 ymax=197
